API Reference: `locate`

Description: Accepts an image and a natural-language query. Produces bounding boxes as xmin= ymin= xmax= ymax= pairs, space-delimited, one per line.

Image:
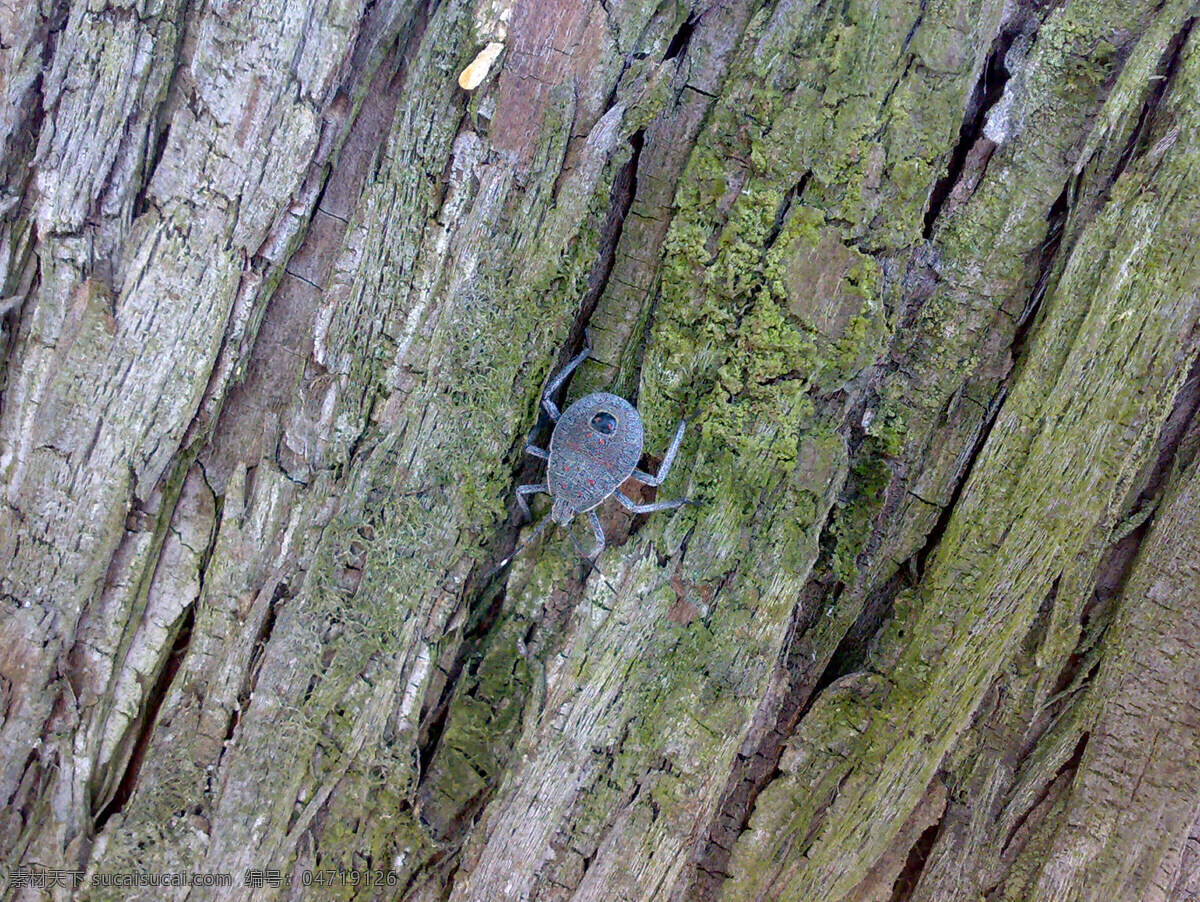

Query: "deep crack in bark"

xmin=93 ymin=605 xmax=196 ymax=831
xmin=887 ymin=815 xmax=945 ymax=902
xmin=922 ymin=23 xmax=1023 ymax=238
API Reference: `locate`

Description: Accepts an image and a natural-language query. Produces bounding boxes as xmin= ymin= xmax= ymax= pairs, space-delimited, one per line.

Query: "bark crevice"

xmin=999 ymin=731 xmax=1090 ymax=859
xmin=663 ymin=17 xmax=696 ymax=62
xmin=1110 ymin=15 xmax=1195 ymax=189
xmin=683 ymin=577 xmax=837 ymax=901
xmin=887 ymin=813 xmax=945 ymax=902
xmin=922 ymin=19 xmax=1027 ymax=238
xmin=93 ymin=604 xmax=196 ymax=832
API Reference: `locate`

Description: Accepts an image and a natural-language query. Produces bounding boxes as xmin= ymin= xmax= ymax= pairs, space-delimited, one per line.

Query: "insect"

xmin=512 ymin=333 xmax=691 ymax=562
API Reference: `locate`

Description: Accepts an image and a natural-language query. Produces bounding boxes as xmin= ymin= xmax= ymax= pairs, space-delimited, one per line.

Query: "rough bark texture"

xmin=1 ymin=0 xmax=1199 ymax=899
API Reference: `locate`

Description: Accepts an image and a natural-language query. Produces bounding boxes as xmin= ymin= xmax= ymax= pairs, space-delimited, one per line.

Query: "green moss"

xmin=865 ymin=396 xmax=908 ymax=458
xmin=302 ymin=773 xmax=437 ymax=897
xmin=829 ymin=444 xmax=893 ymax=582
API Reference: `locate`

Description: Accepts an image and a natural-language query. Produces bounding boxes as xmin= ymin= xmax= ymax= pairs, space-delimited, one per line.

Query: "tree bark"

xmin=2 ymin=0 xmax=1199 ymax=899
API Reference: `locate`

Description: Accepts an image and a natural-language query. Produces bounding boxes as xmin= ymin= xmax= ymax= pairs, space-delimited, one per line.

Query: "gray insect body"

xmin=547 ymin=392 xmax=642 ymax=523
xmin=515 ymin=337 xmax=690 ymax=561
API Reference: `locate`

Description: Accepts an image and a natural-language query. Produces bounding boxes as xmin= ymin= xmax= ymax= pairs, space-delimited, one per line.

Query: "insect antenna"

xmin=484 ymin=514 xmax=553 ymax=581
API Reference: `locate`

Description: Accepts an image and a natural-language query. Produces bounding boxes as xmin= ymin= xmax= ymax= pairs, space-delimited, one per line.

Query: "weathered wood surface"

xmin=1 ymin=0 xmax=1198 ymax=899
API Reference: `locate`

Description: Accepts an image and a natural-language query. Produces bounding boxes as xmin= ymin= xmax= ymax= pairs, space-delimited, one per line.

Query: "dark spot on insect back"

xmin=591 ymin=411 xmax=617 ymax=435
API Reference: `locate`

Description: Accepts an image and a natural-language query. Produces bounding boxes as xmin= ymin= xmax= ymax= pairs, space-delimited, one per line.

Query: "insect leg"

xmin=615 ymin=490 xmax=692 ymax=514
xmin=632 ymin=420 xmax=687 ymax=486
xmin=516 ymin=483 xmax=549 ymax=519
xmin=586 ymin=510 xmax=606 ymax=559
xmin=567 ymin=521 xmax=616 ymax=592
xmin=525 ymin=444 xmax=549 ymax=459
xmin=541 ymin=343 xmax=591 ymax=420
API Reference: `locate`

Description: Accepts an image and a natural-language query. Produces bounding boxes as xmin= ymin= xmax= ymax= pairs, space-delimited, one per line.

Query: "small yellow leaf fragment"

xmin=458 ymin=41 xmax=506 ymax=90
